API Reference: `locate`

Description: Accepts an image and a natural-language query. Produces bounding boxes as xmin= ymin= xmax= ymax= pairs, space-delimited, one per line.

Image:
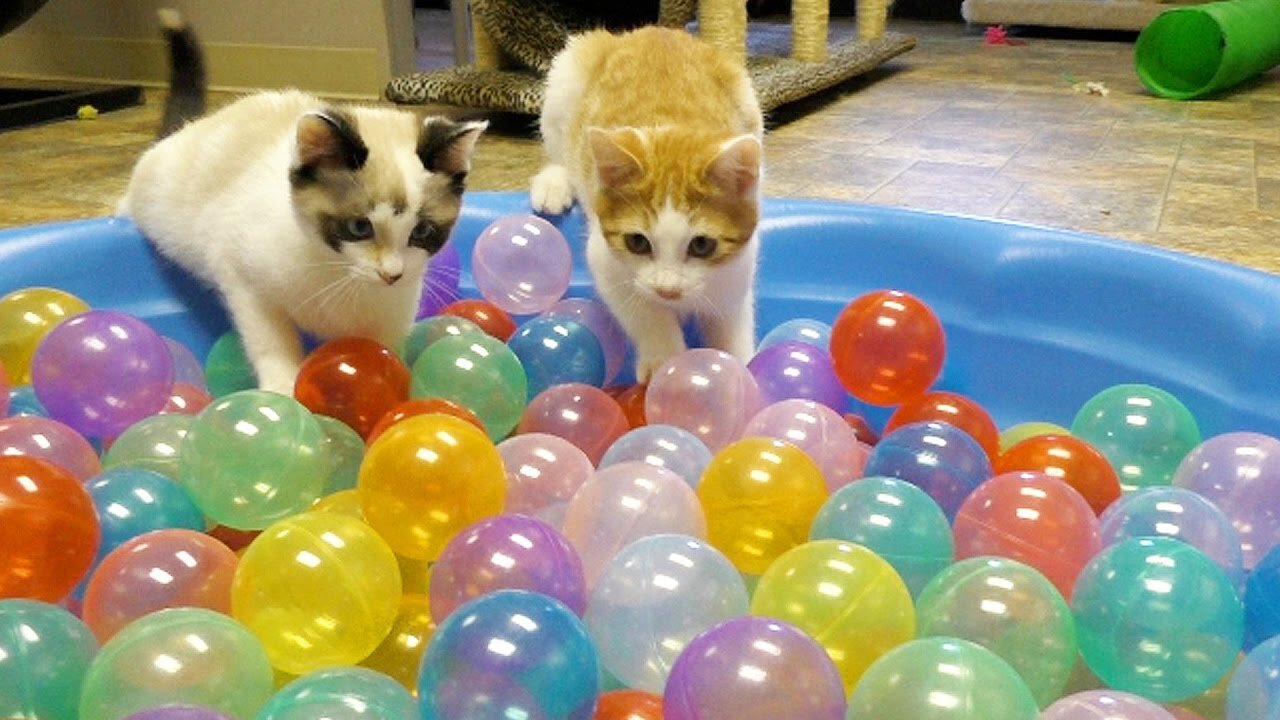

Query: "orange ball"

xmin=0 ymin=455 xmax=100 ymax=601
xmin=366 ymin=397 xmax=485 ymax=445
xmin=440 ymin=299 xmax=517 ymax=342
xmin=996 ymin=433 xmax=1122 ymax=515
xmin=608 ymin=384 xmax=648 ymax=429
xmin=294 ymin=337 xmax=410 ymax=440
xmin=828 ymin=289 xmax=945 ymax=406
xmin=885 ymin=390 xmax=1000 ymax=463
xmin=594 ymin=689 xmax=664 ymax=720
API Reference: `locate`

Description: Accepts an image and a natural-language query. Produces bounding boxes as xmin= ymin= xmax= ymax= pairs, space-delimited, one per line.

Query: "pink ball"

xmin=0 ymin=358 xmax=9 ymax=417
xmin=744 ymin=399 xmax=870 ymax=493
xmin=472 ymin=214 xmax=572 ymax=315
xmin=0 ymin=414 xmax=101 ymax=481
xmin=953 ymin=471 xmax=1102 ymax=601
xmin=517 ymin=383 xmax=630 ymax=466
xmin=561 ymin=461 xmax=707 ymax=586
xmin=1042 ymin=690 xmax=1177 ymax=719
xmin=544 ymin=298 xmax=628 ymax=386
xmin=497 ymin=433 xmax=595 ymax=528
xmin=645 ymin=349 xmax=763 ymax=453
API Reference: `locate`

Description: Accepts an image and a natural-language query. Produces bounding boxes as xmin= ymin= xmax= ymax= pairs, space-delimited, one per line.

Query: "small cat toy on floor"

xmin=118 ymin=9 xmax=486 ymax=395
xmin=530 ymin=26 xmax=765 ymax=381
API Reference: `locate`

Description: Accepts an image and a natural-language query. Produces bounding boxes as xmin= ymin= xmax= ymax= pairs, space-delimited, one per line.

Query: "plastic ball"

xmin=998 ymin=420 xmax=1070 ymax=453
xmin=885 ymin=390 xmax=1000 ymax=464
xmin=203 ymin=331 xmax=256 ymax=398
xmin=996 ymin=432 xmax=1122 ymax=515
xmin=161 ymin=382 xmax=213 ymax=416
xmin=828 ymin=289 xmax=945 ymax=406
xmin=0 ymin=413 xmax=102 ymax=481
xmin=1042 ymin=690 xmax=1178 ymax=719
xmin=611 ymin=382 xmax=648 ymax=429
xmin=663 ymin=616 xmax=846 ymax=720
xmin=78 ymin=607 xmax=273 ymax=720
xmin=0 ymin=456 xmax=99 ymax=602
xmin=163 ymin=336 xmax=207 ymax=389
xmin=0 ymin=599 xmax=99 ymax=720
xmin=313 ymin=414 xmax=365 ymax=494
xmin=545 ymin=297 xmax=628 ymax=385
xmin=562 ymin=461 xmax=707 ymax=586
xmin=517 ymin=382 xmax=630 ymax=465
xmin=358 ymin=413 xmax=505 ymax=561
xmin=758 ymin=317 xmax=832 ymax=353
xmin=472 ymin=214 xmax=572 ymax=314
xmin=0 ymin=287 xmax=90 ymax=384
xmin=845 ymin=636 xmax=1040 ymax=720
xmin=916 ymin=556 xmax=1077 ymax=707
xmin=121 ymin=705 xmax=235 ymax=720
xmin=401 ymin=314 xmax=484 ymax=368
xmin=232 ymin=511 xmax=401 ymax=675
xmin=178 ymin=389 xmax=329 ymax=530
xmin=293 ymin=337 xmax=410 ymax=440
xmin=1246 ymin=544 xmax=1280 ymax=650
xmin=101 ymin=413 xmax=192 ymax=480
xmin=417 ymin=239 xmax=462 ymax=319
xmin=1072 ymin=383 xmax=1201 ymax=492
xmin=809 ymin=476 xmax=954 ymax=597
xmin=417 ymin=589 xmax=599 ymax=720
xmin=863 ymin=420 xmax=993 ymax=520
xmin=1173 ymin=431 xmax=1280 ymax=569
xmin=81 ymin=528 xmax=236 ymax=643
xmin=743 ymin=398 xmax=869 ymax=493
xmin=697 ymin=436 xmax=828 ymax=576
xmin=1228 ymin=634 xmax=1280 ymax=720
xmin=257 ymin=666 xmax=416 ymax=720
xmin=410 ymin=331 xmax=527 ymax=440
xmin=954 ymin=471 xmax=1102 ymax=600
xmin=1099 ymin=486 xmax=1245 ymax=591
xmin=645 ymin=348 xmax=763 ymax=453
xmin=7 ymin=383 xmax=45 ymax=417
xmin=746 ymin=340 xmax=846 ymax=411
xmin=86 ymin=467 xmax=205 ymax=560
xmin=509 ymin=316 xmax=607 ymax=400
xmin=1072 ymin=536 xmax=1244 ymax=703
xmin=498 ymin=432 xmax=594 ymax=528
xmin=439 ymin=298 xmax=517 ymax=341
xmin=366 ymin=396 xmax=485 ymax=444
xmin=431 ymin=513 xmax=587 ymax=621
xmin=599 ymin=423 xmax=713 ymax=489
xmin=359 ymin=592 xmax=436 ymax=692
xmin=584 ymin=534 xmax=749 ymax=694
xmin=31 ymin=309 xmax=174 ymax=438
xmin=752 ymin=539 xmax=915 ymax=691
xmin=593 ymin=690 xmax=663 ymax=720
xmin=0 ymin=362 xmax=7 ymax=418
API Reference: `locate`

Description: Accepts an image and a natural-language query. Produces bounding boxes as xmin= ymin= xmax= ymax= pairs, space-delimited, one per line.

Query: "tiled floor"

xmin=2 ymin=16 xmax=1278 ymax=272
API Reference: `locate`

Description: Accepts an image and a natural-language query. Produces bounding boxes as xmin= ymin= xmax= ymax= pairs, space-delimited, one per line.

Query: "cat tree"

xmin=384 ymin=0 xmax=915 ymax=114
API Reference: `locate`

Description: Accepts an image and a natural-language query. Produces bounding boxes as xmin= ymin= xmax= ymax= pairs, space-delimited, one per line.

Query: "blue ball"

xmin=599 ymin=424 xmax=712 ymax=489
xmin=863 ymin=420 xmax=993 ymax=520
xmin=508 ymin=317 xmax=606 ymax=402
xmin=86 ymin=467 xmax=206 ymax=557
xmin=418 ymin=589 xmax=600 ymax=720
xmin=8 ymin=384 xmax=48 ymax=417
xmin=757 ymin=318 xmax=832 ymax=353
xmin=259 ymin=666 xmax=415 ymax=719
xmin=1229 ymin=633 xmax=1280 ymax=719
xmin=1246 ymin=544 xmax=1280 ymax=650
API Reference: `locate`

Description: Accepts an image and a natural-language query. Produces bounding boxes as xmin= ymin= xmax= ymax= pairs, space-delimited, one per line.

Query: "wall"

xmin=0 ymin=0 xmax=417 ymax=99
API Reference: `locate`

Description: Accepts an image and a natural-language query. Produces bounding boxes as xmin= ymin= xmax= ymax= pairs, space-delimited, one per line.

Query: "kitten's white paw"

xmin=530 ymin=164 xmax=575 ymax=215
xmin=634 ymin=342 xmax=687 ymax=384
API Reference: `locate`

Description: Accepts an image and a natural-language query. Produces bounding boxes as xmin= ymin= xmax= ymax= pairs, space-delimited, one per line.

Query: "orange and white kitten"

xmin=530 ymin=26 xmax=764 ymax=381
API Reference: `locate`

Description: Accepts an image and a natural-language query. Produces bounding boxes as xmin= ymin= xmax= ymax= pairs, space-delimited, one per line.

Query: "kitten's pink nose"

xmin=655 ymin=287 xmax=683 ymax=301
xmin=378 ymin=270 xmax=403 ymax=285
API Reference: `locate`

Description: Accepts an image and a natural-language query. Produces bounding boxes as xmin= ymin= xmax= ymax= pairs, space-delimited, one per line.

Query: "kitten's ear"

xmin=705 ymin=134 xmax=762 ymax=198
xmin=588 ymin=127 xmax=645 ymax=189
xmin=418 ymin=117 xmax=488 ymax=176
xmin=294 ymin=110 xmax=369 ymax=177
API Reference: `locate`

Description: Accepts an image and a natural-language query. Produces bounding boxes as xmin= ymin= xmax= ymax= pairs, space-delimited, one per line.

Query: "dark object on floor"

xmin=1 ymin=0 xmax=51 ymax=36
xmin=0 ymin=85 xmax=145 ymax=131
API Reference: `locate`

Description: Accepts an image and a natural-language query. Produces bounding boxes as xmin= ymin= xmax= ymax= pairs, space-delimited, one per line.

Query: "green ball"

xmin=401 ymin=315 xmax=484 ymax=367
xmin=0 ymin=599 xmax=98 ymax=720
xmin=410 ymin=332 xmax=527 ymax=441
xmin=1070 ymin=383 xmax=1201 ymax=492
xmin=257 ymin=666 xmax=414 ymax=719
xmin=204 ymin=331 xmax=257 ymax=398
xmin=101 ymin=413 xmax=194 ymax=480
xmin=179 ymin=389 xmax=328 ymax=530
xmin=915 ymin=556 xmax=1077 ymax=708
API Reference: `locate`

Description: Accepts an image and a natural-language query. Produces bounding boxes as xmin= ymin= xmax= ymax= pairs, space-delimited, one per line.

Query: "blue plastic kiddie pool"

xmin=2 ymin=190 xmax=1278 ymax=437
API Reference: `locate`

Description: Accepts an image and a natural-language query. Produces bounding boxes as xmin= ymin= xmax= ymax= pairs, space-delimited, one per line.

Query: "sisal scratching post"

xmin=857 ymin=0 xmax=889 ymax=40
xmin=698 ymin=0 xmax=748 ymax=64
xmin=471 ymin=16 xmax=510 ymax=70
xmin=792 ymin=0 xmax=830 ymax=63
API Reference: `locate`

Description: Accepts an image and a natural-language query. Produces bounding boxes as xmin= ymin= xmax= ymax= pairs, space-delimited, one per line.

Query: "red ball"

xmin=828 ymin=289 xmax=945 ymax=406
xmin=885 ymin=390 xmax=999 ymax=463
xmin=607 ymin=383 xmax=648 ymax=429
xmin=366 ymin=397 xmax=486 ymax=445
xmin=0 ymin=455 xmax=100 ymax=601
xmin=594 ymin=689 xmax=664 ymax=720
xmin=294 ymin=337 xmax=410 ymax=440
xmin=995 ymin=433 xmax=1122 ymax=515
xmin=440 ymin=299 xmax=517 ymax=342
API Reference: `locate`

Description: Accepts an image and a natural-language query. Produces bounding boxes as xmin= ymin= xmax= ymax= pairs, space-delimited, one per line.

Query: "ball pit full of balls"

xmin=4 ymin=205 xmax=1280 ymax=720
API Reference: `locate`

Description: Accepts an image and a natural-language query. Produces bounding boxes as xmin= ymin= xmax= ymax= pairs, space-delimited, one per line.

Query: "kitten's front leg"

xmin=618 ymin=299 xmax=687 ymax=383
xmin=698 ymin=285 xmax=756 ymax=364
xmin=530 ymin=164 xmax=575 ymax=215
xmin=221 ymin=286 xmax=305 ymax=396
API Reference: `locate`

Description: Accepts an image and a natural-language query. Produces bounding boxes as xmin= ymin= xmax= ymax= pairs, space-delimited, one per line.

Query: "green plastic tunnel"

xmin=1134 ymin=0 xmax=1280 ymax=99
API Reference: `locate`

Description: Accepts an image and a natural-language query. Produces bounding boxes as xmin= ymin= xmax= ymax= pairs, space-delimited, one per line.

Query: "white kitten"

xmin=119 ymin=11 xmax=485 ymax=395
xmin=531 ymin=27 xmax=764 ymax=381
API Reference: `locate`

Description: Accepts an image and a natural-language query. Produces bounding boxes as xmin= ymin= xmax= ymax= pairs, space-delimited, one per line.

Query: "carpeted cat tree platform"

xmin=384 ymin=0 xmax=916 ymax=115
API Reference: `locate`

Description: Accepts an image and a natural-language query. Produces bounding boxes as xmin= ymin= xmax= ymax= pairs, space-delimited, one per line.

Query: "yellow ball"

xmin=358 ymin=413 xmax=505 ymax=561
xmin=697 ymin=436 xmax=828 ymax=576
xmin=0 ymin=287 xmax=90 ymax=383
xmin=751 ymin=539 xmax=916 ymax=692
xmin=361 ymin=592 xmax=437 ymax=694
xmin=231 ymin=510 xmax=402 ymax=675
xmin=998 ymin=421 xmax=1070 ymax=453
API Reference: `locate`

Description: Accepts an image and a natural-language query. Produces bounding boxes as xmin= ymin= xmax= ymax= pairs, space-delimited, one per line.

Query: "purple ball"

xmin=122 ymin=706 xmax=236 ymax=720
xmin=472 ymin=214 xmax=572 ymax=315
xmin=664 ymin=616 xmax=846 ymax=720
xmin=31 ymin=310 xmax=174 ymax=438
xmin=864 ymin=420 xmax=994 ymax=520
xmin=416 ymin=241 xmax=462 ymax=320
xmin=1041 ymin=690 xmax=1176 ymax=719
xmin=430 ymin=513 xmax=587 ymax=621
xmin=1173 ymin=432 xmax=1280 ymax=569
xmin=747 ymin=340 xmax=846 ymax=411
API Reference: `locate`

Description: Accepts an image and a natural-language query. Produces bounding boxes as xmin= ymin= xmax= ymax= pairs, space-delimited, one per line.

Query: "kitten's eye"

xmin=343 ymin=217 xmax=374 ymax=240
xmin=409 ymin=219 xmax=445 ymax=252
xmin=688 ymin=235 xmax=718 ymax=259
xmin=623 ymin=233 xmax=652 ymax=256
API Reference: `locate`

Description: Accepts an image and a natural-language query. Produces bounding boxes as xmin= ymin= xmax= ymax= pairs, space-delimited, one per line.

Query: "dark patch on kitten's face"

xmin=290 ymin=109 xmax=369 ymax=186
